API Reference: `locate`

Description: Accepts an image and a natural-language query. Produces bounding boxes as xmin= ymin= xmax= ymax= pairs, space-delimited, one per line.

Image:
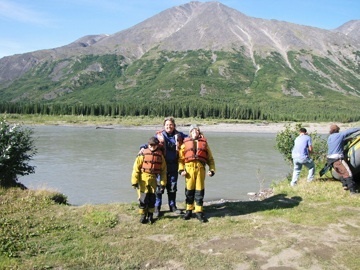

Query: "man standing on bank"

xmin=327 ymin=124 xmax=360 ymax=195
xmin=178 ymin=124 xmax=215 ymax=223
xmin=290 ymin=127 xmax=315 ymax=186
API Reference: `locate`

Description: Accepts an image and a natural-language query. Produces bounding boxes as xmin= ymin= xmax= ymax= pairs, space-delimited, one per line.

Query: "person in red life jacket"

xmin=131 ymin=137 xmax=167 ymax=224
xmin=139 ymin=117 xmax=187 ymax=218
xmin=178 ymin=124 xmax=215 ymax=223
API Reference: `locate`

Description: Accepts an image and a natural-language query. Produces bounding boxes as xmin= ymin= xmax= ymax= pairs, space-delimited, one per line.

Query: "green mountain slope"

xmin=1 ymin=48 xmax=359 ymax=121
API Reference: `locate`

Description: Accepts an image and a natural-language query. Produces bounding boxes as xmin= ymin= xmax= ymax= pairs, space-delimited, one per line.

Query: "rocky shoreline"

xmin=182 ymin=122 xmax=332 ymax=134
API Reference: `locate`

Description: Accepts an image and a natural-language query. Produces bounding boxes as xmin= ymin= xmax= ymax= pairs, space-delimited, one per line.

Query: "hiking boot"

xmin=196 ymin=212 xmax=208 ymax=223
xmin=183 ymin=210 xmax=192 ymax=220
xmin=139 ymin=214 xmax=148 ymax=224
xmin=170 ymin=206 xmax=182 ymax=214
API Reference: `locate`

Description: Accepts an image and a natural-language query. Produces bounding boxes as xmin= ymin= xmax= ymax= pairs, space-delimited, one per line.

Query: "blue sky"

xmin=1 ymin=0 xmax=359 ymax=58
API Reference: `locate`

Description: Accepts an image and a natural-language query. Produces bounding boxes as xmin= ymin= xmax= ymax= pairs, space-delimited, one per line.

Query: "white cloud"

xmin=0 ymin=0 xmax=51 ymax=25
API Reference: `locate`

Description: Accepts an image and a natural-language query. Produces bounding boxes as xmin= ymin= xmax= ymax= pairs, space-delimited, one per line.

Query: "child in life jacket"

xmin=178 ymin=124 xmax=216 ymax=223
xmin=131 ymin=137 xmax=167 ymax=224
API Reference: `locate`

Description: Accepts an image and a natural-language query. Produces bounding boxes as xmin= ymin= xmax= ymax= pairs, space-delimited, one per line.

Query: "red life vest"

xmin=183 ymin=137 xmax=208 ymax=163
xmin=141 ymin=148 xmax=163 ymax=174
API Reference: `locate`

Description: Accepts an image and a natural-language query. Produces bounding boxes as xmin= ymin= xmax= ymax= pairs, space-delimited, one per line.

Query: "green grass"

xmin=1 ymin=177 xmax=359 ymax=269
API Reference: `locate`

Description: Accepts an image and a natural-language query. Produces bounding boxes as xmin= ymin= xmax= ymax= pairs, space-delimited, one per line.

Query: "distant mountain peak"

xmin=334 ymin=20 xmax=360 ymax=41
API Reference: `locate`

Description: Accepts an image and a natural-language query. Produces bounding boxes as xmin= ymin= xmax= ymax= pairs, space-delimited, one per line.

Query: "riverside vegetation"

xmin=1 ymin=114 xmax=360 ymax=269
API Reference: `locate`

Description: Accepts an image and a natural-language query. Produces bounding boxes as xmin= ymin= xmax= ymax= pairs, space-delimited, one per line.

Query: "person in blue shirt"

xmin=327 ymin=124 xmax=360 ymax=195
xmin=140 ymin=117 xmax=187 ymax=218
xmin=290 ymin=128 xmax=315 ymax=186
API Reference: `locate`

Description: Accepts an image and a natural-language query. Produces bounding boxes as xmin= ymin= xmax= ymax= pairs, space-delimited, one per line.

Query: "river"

xmin=20 ymin=125 xmax=290 ymax=205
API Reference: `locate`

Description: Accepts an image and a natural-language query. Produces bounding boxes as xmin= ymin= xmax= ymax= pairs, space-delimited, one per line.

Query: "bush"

xmin=0 ymin=117 xmax=37 ymax=187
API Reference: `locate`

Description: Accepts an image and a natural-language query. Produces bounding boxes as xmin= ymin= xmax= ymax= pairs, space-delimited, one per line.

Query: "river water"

xmin=20 ymin=125 xmax=290 ymax=205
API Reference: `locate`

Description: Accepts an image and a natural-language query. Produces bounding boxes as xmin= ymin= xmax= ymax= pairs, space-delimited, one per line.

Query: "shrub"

xmin=0 ymin=117 xmax=37 ymax=187
xmin=275 ymin=123 xmax=327 ymax=166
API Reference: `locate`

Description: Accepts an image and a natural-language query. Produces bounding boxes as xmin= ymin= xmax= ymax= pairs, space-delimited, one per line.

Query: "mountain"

xmin=0 ymin=1 xmax=359 ymax=121
xmin=334 ymin=20 xmax=360 ymax=41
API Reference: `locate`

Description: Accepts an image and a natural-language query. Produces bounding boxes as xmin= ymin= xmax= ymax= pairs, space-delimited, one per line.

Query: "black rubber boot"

xmin=345 ymin=177 xmax=357 ymax=193
xmin=168 ymin=192 xmax=182 ymax=214
xmin=139 ymin=214 xmax=148 ymax=224
xmin=196 ymin=212 xmax=208 ymax=223
xmin=148 ymin=213 xmax=154 ymax=224
xmin=341 ymin=178 xmax=348 ymax=190
xmin=340 ymin=177 xmax=346 ymax=186
xmin=183 ymin=210 xmax=192 ymax=220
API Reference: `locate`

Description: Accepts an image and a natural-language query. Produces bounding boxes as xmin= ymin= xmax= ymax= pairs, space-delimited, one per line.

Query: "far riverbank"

xmin=97 ymin=122 xmax=359 ymax=135
xmin=195 ymin=122 xmax=332 ymax=133
xmin=3 ymin=113 xmax=360 ymax=134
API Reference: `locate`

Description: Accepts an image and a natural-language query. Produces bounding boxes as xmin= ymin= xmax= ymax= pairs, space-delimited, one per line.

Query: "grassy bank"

xmin=1 ymin=178 xmax=359 ymax=270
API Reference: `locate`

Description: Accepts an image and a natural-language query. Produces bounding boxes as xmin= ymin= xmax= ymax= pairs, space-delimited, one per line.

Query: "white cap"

xmin=189 ymin=124 xmax=200 ymax=133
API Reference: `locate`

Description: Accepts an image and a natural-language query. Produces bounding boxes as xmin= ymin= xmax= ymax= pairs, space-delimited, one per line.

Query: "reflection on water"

xmin=21 ymin=126 xmax=289 ymax=205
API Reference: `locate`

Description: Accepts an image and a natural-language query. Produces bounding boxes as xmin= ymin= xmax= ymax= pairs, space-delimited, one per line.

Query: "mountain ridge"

xmin=1 ymin=1 xmax=358 ymax=80
xmin=0 ymin=1 xmax=359 ymax=120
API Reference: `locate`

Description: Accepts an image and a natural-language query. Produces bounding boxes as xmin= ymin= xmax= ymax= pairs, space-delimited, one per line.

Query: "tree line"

xmin=0 ymin=100 xmax=359 ymax=123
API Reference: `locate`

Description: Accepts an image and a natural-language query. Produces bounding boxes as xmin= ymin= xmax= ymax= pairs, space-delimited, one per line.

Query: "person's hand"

xmin=181 ymin=170 xmax=187 ymax=177
xmin=208 ymin=171 xmax=215 ymax=177
xmin=132 ymin=183 xmax=139 ymax=189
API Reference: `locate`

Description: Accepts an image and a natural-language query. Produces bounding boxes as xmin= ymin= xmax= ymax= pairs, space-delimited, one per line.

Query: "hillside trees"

xmin=0 ymin=98 xmax=360 ymax=122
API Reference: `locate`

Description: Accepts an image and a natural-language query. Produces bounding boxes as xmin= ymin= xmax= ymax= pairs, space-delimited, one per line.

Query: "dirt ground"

xmin=146 ymin=195 xmax=359 ymax=270
xmin=196 ymin=216 xmax=352 ymax=269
